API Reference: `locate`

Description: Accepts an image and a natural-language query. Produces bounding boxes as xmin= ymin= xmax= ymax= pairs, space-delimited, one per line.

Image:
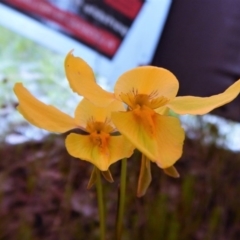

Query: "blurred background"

xmin=0 ymin=0 xmax=240 ymax=239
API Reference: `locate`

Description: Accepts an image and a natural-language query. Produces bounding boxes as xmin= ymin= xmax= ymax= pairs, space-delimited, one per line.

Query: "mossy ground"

xmin=0 ymin=134 xmax=240 ymax=240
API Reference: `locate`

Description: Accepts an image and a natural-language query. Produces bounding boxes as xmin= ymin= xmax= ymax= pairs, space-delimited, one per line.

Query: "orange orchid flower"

xmin=65 ymin=52 xmax=240 ymax=172
xmin=13 ymin=83 xmax=134 ymax=172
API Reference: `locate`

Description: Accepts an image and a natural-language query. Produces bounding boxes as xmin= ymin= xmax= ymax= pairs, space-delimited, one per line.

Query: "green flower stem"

xmin=96 ymin=169 xmax=106 ymax=240
xmin=115 ymin=158 xmax=127 ymax=240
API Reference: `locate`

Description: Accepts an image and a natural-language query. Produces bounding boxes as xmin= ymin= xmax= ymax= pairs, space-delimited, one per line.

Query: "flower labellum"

xmin=65 ymin=52 xmax=240 ymax=170
xmin=13 ymin=83 xmax=134 ymax=172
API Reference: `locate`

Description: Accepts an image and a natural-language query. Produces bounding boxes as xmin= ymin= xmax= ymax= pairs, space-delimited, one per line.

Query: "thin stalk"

xmin=96 ymin=169 xmax=106 ymax=240
xmin=115 ymin=158 xmax=127 ymax=240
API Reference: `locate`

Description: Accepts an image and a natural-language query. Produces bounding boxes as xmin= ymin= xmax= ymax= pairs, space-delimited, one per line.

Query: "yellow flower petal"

xmin=65 ymin=133 xmax=108 ymax=170
xmin=65 ymin=133 xmax=134 ymax=171
xmin=137 ymin=155 xmax=152 ymax=197
xmin=108 ymin=135 xmax=134 ymax=164
xmin=74 ymin=98 xmax=125 ymax=127
xmin=155 ymin=106 xmax=169 ymax=115
xmin=111 ymin=111 xmax=185 ymax=168
xmin=14 ymin=83 xmax=76 ymax=133
xmin=65 ymin=51 xmax=115 ymax=106
xmin=114 ymin=66 xmax=179 ymax=100
xmin=168 ymin=79 xmax=240 ymax=115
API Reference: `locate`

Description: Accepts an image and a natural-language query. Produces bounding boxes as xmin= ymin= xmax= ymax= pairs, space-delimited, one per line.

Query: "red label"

xmin=6 ymin=0 xmax=120 ymax=56
xmin=104 ymin=0 xmax=143 ymax=19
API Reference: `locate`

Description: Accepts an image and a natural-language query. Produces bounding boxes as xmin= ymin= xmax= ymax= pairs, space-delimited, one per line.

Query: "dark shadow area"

xmin=152 ymin=0 xmax=240 ymax=121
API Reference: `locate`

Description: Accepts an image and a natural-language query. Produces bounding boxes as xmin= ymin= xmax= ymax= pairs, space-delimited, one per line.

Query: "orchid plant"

xmin=14 ymin=51 xmax=240 ymax=240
